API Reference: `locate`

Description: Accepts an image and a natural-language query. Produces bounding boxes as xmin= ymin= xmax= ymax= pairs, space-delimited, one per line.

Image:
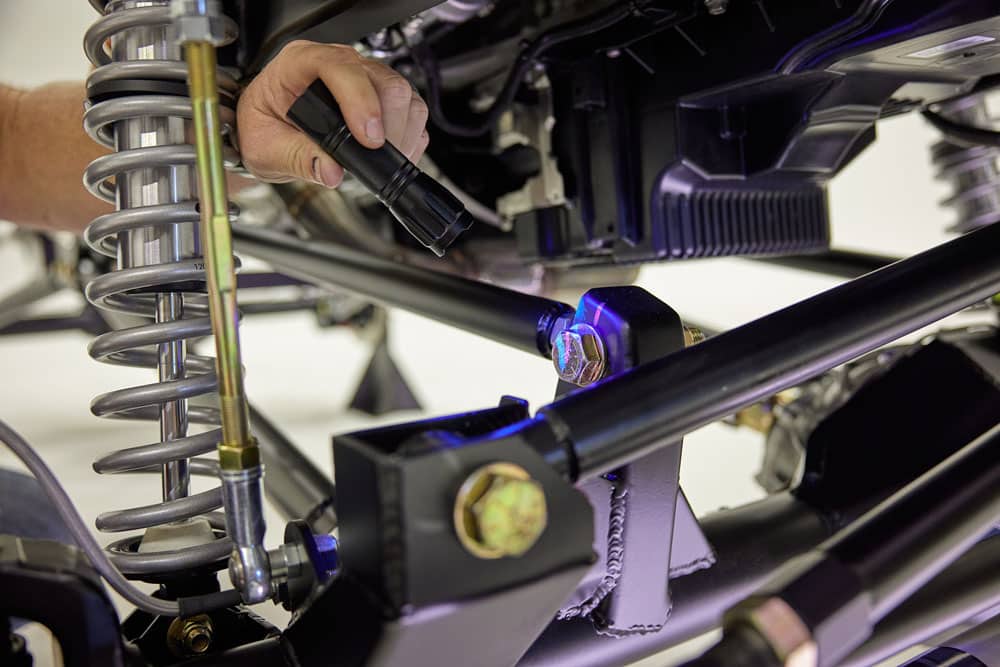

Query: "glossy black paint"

xmin=0 ymin=536 xmax=125 ymax=667
xmin=535 ymin=220 xmax=1000 ymax=479
xmin=232 ymin=223 xmax=574 ymax=357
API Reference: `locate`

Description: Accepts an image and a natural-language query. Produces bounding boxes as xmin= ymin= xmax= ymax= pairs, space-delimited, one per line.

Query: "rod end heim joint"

xmin=287 ymin=80 xmax=473 ymax=257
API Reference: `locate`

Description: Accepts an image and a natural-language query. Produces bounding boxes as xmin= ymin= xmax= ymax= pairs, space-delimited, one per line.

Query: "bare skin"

xmin=0 ymin=40 xmax=429 ymax=234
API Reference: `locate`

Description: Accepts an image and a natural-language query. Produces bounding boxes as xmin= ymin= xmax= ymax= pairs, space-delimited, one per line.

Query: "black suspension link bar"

xmin=680 ymin=423 xmax=1000 ymax=667
xmin=533 ymin=221 xmax=1000 ymax=479
xmin=236 ymin=221 xmax=1000 ymax=481
xmin=250 ymin=405 xmax=337 ymax=533
xmin=522 ymin=500 xmax=1000 ymax=667
xmin=521 ymin=494 xmax=834 ymax=666
xmin=750 ymin=249 xmax=898 ymax=280
xmin=232 ymin=224 xmax=574 ymax=358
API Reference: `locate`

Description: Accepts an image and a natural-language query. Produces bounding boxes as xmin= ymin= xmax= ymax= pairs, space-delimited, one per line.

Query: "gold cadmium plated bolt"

xmin=454 ymin=462 xmax=548 ymax=559
xmin=683 ymin=325 xmax=706 ymax=347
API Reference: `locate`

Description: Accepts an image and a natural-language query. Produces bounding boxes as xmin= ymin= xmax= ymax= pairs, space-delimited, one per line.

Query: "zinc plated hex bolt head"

xmin=552 ymin=323 xmax=607 ymax=387
xmin=454 ymin=463 xmax=548 ymax=559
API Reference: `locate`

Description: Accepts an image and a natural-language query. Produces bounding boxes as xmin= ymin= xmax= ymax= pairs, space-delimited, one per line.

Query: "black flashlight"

xmin=287 ymin=80 xmax=473 ymax=257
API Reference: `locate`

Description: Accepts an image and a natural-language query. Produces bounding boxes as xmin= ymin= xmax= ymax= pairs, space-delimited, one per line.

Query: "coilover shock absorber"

xmin=81 ymin=0 xmax=240 ymax=580
xmin=928 ymin=91 xmax=1000 ymax=234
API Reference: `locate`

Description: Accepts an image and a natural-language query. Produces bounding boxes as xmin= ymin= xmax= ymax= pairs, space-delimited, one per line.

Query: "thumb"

xmin=239 ymin=122 xmax=343 ymax=187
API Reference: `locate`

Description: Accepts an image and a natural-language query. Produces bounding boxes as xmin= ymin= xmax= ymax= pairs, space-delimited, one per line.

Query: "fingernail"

xmin=365 ymin=117 xmax=385 ymax=143
xmin=318 ymin=160 xmax=343 ymax=188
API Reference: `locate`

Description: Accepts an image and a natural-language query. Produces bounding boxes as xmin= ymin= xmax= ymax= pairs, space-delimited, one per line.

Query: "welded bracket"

xmin=554 ymin=287 xmax=715 ymax=635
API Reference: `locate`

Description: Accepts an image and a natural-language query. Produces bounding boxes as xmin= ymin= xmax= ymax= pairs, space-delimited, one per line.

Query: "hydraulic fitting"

xmin=453 ymin=462 xmax=548 ymax=559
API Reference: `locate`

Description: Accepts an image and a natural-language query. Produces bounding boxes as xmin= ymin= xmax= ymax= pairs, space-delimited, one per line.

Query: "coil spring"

xmin=82 ymin=0 xmax=240 ymax=578
xmin=930 ymin=91 xmax=1000 ymax=234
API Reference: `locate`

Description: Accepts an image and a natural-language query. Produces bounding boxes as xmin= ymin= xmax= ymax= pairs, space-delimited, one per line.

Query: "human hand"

xmin=236 ymin=40 xmax=430 ymax=188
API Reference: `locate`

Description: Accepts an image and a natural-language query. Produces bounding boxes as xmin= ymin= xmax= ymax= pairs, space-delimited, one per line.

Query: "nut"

xmin=454 ymin=463 xmax=548 ymax=559
xmin=552 ymin=323 xmax=606 ymax=387
xmin=727 ymin=597 xmax=817 ymax=667
xmin=167 ymin=614 xmax=213 ymax=657
xmin=170 ymin=0 xmax=235 ymax=46
xmin=683 ymin=325 xmax=706 ymax=347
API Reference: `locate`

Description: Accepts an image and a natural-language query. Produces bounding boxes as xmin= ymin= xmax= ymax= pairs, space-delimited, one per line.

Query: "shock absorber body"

xmin=930 ymin=92 xmax=1000 ymax=234
xmin=81 ymin=0 xmax=240 ymax=580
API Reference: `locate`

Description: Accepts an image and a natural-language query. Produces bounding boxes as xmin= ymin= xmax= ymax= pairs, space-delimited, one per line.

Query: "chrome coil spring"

xmin=929 ymin=91 xmax=1000 ymax=234
xmin=82 ymin=0 xmax=240 ymax=578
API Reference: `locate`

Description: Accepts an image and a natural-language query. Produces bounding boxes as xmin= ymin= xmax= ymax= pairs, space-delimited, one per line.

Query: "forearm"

xmin=0 ymin=82 xmax=111 ymax=233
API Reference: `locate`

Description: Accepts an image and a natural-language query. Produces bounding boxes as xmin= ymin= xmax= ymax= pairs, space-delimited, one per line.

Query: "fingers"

xmin=362 ymin=60 xmax=414 ymax=149
xmin=238 ymin=117 xmax=344 ymax=186
xmin=411 ymin=130 xmax=431 ymax=164
xmin=400 ymin=96 xmax=430 ymax=158
xmin=237 ymin=40 xmax=431 ymax=185
xmin=271 ymin=41 xmax=386 ymax=149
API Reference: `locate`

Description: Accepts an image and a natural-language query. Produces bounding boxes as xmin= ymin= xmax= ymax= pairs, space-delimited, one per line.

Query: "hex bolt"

xmin=683 ymin=325 xmax=706 ymax=347
xmin=453 ymin=463 xmax=548 ymax=559
xmin=167 ymin=614 xmax=213 ymax=657
xmin=552 ymin=323 xmax=607 ymax=387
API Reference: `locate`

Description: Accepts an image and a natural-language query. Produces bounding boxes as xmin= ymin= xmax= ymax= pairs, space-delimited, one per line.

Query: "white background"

xmin=0 ymin=1 xmax=965 ymax=665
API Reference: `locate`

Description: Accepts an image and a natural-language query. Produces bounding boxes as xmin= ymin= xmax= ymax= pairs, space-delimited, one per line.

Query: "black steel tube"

xmin=538 ymin=221 xmax=1000 ymax=478
xmin=237 ymin=272 xmax=309 ymax=289
xmin=681 ymin=425 xmax=1000 ymax=667
xmin=232 ymin=224 xmax=573 ymax=357
xmin=937 ymin=616 xmax=1000 ymax=666
xmin=523 ymin=514 xmax=1000 ymax=667
xmin=841 ymin=535 xmax=1000 ymax=667
xmin=750 ymin=249 xmax=897 ymax=279
xmin=250 ymin=405 xmax=337 ymax=533
xmin=819 ymin=423 xmax=1000 ymax=620
xmin=520 ymin=494 xmax=835 ymax=667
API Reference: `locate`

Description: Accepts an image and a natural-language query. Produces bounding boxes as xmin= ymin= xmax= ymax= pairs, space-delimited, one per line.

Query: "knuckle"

xmin=281 ymin=39 xmax=313 ymax=55
xmin=381 ymin=77 xmax=413 ymax=105
xmin=410 ymin=96 xmax=429 ymax=120
xmin=327 ymin=43 xmax=362 ymax=62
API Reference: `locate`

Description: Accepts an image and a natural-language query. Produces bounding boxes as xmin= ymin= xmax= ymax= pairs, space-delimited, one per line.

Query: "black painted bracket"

xmin=554 ymin=287 xmax=715 ymax=636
